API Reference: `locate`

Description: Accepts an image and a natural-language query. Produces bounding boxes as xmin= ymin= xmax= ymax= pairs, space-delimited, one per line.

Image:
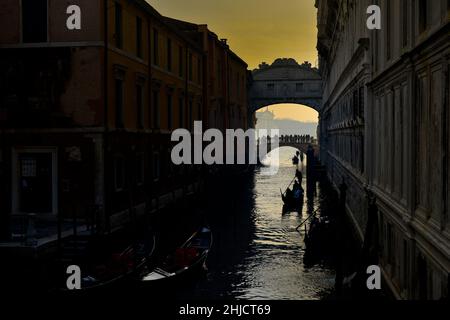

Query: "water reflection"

xmin=177 ymin=147 xmax=335 ymax=300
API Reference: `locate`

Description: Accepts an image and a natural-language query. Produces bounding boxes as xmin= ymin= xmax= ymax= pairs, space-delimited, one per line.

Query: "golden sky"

xmin=262 ymin=104 xmax=318 ymax=123
xmin=147 ymin=0 xmax=319 ymax=122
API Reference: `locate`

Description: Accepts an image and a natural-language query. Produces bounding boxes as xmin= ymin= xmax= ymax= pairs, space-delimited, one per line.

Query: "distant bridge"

xmin=258 ymin=135 xmax=319 ymax=156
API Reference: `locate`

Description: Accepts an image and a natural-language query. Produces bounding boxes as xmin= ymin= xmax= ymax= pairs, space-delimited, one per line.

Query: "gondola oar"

xmin=295 ymin=208 xmax=320 ymax=232
xmin=282 ymin=175 xmax=297 ymax=196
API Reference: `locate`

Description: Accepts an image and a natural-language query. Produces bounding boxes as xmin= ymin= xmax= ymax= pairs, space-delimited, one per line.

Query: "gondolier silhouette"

xmin=296 ymin=169 xmax=303 ymax=183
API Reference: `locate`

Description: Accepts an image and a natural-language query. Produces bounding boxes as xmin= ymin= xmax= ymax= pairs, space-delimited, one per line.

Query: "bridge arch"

xmin=249 ymin=58 xmax=323 ymax=114
xmin=253 ymin=100 xmax=321 ymax=113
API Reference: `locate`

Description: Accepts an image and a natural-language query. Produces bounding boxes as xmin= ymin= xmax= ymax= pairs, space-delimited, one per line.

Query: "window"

xmin=217 ymin=61 xmax=222 ymax=88
xmin=115 ymin=2 xmax=123 ymax=49
xmin=188 ymin=100 xmax=193 ymax=130
xmin=167 ymin=39 xmax=172 ymax=72
xmin=417 ymin=255 xmax=428 ymax=299
xmin=152 ymin=152 xmax=160 ymax=181
xmin=386 ymin=0 xmax=391 ymax=60
xmin=197 ymin=57 xmax=202 ymax=84
xmin=359 ymin=86 xmax=365 ymax=119
xmin=115 ymin=79 xmax=124 ymax=128
xmin=374 ymin=22 xmax=379 ymax=72
xmin=267 ymin=84 xmax=275 ymax=91
xmin=136 ymin=17 xmax=142 ymax=58
xmin=22 ymin=0 xmax=47 ymax=43
xmin=402 ymin=239 xmax=409 ymax=289
xmin=197 ymin=103 xmax=202 ymax=121
xmin=419 ymin=0 xmax=427 ymax=33
xmin=178 ymin=46 xmax=184 ymax=77
xmin=167 ymin=94 xmax=173 ymax=130
xmin=167 ymin=150 xmax=175 ymax=177
xmin=153 ymin=29 xmax=159 ymax=66
xmin=114 ymin=156 xmax=125 ymax=192
xmin=188 ymin=53 xmax=193 ymax=81
xmin=296 ymin=83 xmax=304 ymax=92
xmin=179 ymin=98 xmax=184 ymax=128
xmin=20 ymin=158 xmax=37 ymax=178
xmin=353 ymin=90 xmax=359 ymax=119
xmin=136 ymin=153 xmax=144 ymax=185
xmin=387 ymin=223 xmax=394 ymax=265
xmin=402 ymin=0 xmax=408 ymax=48
xmin=136 ymin=85 xmax=144 ymax=128
xmin=379 ymin=213 xmax=385 ymax=253
xmin=153 ymin=91 xmax=160 ymax=128
xmin=237 ymin=75 xmax=240 ymax=97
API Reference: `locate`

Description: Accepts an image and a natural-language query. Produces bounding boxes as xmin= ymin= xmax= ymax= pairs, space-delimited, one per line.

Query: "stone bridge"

xmin=258 ymin=135 xmax=319 ymax=156
xmin=249 ymin=58 xmax=323 ymax=114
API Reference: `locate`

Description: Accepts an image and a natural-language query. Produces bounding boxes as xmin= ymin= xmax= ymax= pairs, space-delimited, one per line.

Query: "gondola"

xmin=59 ymin=234 xmax=156 ymax=292
xmin=135 ymin=227 xmax=212 ymax=284
xmin=281 ymin=188 xmax=304 ymax=209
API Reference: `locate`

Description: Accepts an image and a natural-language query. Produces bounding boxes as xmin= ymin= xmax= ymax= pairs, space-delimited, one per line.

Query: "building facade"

xmin=0 ymin=0 xmax=248 ymax=257
xmin=317 ymin=0 xmax=449 ymax=299
xmin=255 ymin=108 xmax=275 ymax=131
xmin=164 ymin=18 xmax=250 ymax=133
xmin=0 ymin=0 xmax=108 ymax=242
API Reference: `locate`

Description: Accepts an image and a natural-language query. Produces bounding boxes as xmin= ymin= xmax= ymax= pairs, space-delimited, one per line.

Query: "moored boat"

xmin=58 ymin=234 xmax=156 ymax=292
xmin=135 ymin=227 xmax=212 ymax=285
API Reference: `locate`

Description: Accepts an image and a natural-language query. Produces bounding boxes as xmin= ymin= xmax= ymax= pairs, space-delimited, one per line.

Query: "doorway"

xmin=12 ymin=148 xmax=58 ymax=216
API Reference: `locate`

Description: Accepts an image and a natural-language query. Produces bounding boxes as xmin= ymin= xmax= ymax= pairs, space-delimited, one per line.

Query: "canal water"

xmin=175 ymin=147 xmax=337 ymax=300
